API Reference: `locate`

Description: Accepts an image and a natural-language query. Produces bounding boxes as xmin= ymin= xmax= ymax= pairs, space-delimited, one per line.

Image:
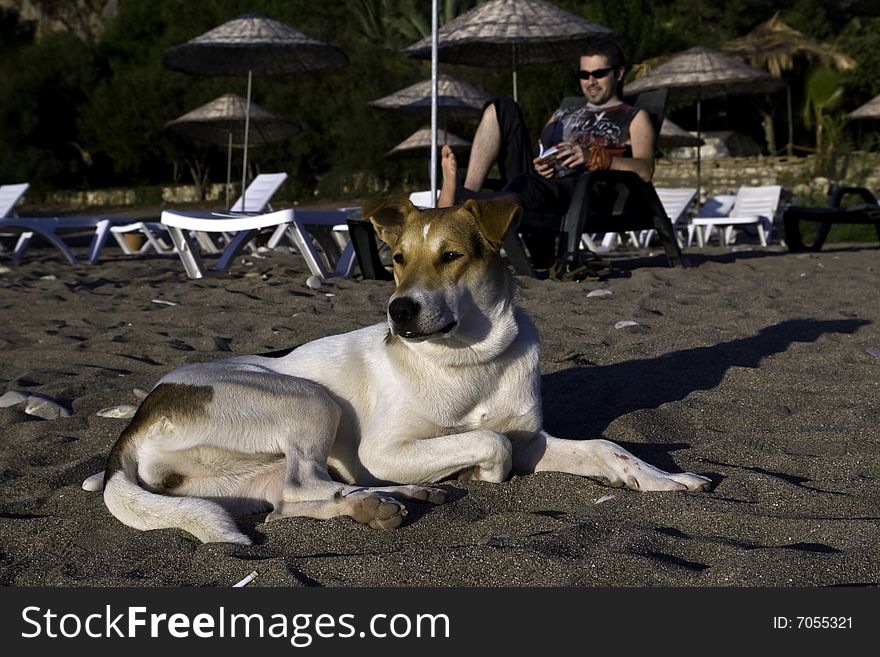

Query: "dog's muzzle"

xmin=388 ymin=297 xmax=456 ymax=339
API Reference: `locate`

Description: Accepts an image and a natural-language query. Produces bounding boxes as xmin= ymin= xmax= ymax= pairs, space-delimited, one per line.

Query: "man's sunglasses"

xmin=578 ymin=67 xmax=614 ymax=80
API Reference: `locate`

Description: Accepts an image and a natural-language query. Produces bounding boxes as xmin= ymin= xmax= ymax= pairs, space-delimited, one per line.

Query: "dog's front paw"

xmin=634 ymin=470 xmax=712 ymax=492
xmin=668 ymin=472 xmax=712 ymax=492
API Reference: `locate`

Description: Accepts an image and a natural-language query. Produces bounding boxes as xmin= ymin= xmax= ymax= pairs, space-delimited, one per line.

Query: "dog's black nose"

xmin=389 ymin=297 xmax=420 ymax=324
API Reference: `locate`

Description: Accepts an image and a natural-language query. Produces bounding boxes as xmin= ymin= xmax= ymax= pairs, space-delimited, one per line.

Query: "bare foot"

xmin=438 ymin=144 xmax=459 ymax=208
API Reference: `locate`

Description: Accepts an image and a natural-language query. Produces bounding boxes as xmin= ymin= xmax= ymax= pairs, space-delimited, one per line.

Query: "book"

xmin=537 ymin=141 xmax=577 ymax=177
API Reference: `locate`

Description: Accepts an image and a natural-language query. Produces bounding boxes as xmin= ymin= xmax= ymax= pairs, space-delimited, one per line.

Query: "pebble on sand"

xmin=614 ymin=320 xmax=640 ymax=329
xmin=96 ymin=404 xmax=138 ymax=419
xmin=0 ymin=390 xmax=30 ymax=408
xmin=24 ymin=396 xmax=71 ymax=420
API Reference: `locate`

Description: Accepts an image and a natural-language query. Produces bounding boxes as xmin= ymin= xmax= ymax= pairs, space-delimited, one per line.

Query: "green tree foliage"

xmin=803 ymin=65 xmax=847 ymax=175
xmin=0 ymin=24 xmax=96 ymax=191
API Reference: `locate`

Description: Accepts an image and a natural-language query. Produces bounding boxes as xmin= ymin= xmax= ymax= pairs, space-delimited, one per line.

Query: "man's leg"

xmin=439 ymin=98 xmax=536 ymax=208
xmin=463 ymin=103 xmax=503 ymax=192
xmin=439 ymin=104 xmax=502 ymax=208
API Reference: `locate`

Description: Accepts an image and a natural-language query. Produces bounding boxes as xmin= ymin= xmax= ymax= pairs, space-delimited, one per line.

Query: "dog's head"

xmin=362 ymin=197 xmax=521 ymax=345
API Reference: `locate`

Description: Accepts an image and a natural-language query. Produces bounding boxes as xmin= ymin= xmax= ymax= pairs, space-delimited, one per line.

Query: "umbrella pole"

xmin=696 ymin=97 xmax=702 ymax=202
xmin=429 ymin=0 xmax=438 ymax=207
xmin=512 ymin=44 xmax=518 ymax=103
xmin=226 ymin=131 xmax=233 ymax=211
xmin=241 ymin=69 xmax=253 ymax=212
xmin=786 ymin=83 xmax=793 ymax=157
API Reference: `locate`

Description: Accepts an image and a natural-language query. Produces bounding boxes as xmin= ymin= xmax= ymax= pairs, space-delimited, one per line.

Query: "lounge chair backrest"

xmin=731 ymin=185 xmax=782 ymax=220
xmin=0 ymin=183 xmax=30 ymax=218
xmin=655 ymin=187 xmax=697 ymax=223
xmin=699 ymin=195 xmax=737 ymax=218
xmin=230 ymin=173 xmax=288 ymax=213
xmin=408 ymin=190 xmax=438 ymax=209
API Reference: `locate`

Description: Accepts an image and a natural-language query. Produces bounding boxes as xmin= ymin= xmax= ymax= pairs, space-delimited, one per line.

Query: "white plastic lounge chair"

xmin=1 ymin=182 xmax=139 ymax=265
xmin=160 ymin=208 xmax=295 ymax=278
xmin=686 ymin=194 xmax=736 ymax=246
xmin=270 ymin=208 xmax=359 ymax=280
xmin=110 ymin=172 xmax=290 ymax=257
xmin=691 ymin=186 xmax=782 ymax=247
xmin=408 ymin=190 xmax=438 ymax=208
xmin=0 ymin=183 xmax=29 ymax=218
xmin=0 ymin=214 xmax=139 ymax=265
xmin=639 ymin=187 xmax=698 ymax=248
xmin=0 ymin=183 xmax=30 ymax=255
xmin=160 ymin=205 xmax=358 ymax=280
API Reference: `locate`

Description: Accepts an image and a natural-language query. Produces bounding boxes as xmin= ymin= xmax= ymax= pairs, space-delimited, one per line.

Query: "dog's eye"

xmin=440 ymin=251 xmax=463 ymax=263
xmin=393 ymin=253 xmax=405 ymax=265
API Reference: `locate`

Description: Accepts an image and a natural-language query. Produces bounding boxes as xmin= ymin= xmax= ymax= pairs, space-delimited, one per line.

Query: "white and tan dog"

xmin=84 ymin=198 xmax=710 ymax=544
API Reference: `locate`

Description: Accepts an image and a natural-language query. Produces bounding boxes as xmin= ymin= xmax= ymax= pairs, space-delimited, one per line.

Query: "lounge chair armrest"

xmin=830 ymin=186 xmax=877 ymax=209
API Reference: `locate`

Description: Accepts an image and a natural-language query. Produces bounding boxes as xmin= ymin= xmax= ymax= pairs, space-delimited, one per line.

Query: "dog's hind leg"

xmin=250 ymin=379 xmax=423 ymax=530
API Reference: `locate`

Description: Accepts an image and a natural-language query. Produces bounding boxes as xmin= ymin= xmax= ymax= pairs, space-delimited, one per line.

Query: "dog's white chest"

xmin=458 ymin=404 xmax=491 ymax=430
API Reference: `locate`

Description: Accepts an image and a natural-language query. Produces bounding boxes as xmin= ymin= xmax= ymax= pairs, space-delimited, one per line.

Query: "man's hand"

xmin=554 ymin=141 xmax=587 ymax=170
xmin=532 ymin=154 xmax=557 ymax=179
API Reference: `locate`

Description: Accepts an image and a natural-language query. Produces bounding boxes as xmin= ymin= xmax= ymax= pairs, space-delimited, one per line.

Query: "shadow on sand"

xmin=541 ymin=318 xmax=870 ymax=442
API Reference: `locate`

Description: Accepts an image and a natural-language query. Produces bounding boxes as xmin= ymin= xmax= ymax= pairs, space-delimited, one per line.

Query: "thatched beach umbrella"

xmin=848 ymin=94 xmax=880 ymax=120
xmin=163 ymin=13 xmax=347 ymax=209
xmin=723 ymin=13 xmax=855 ymax=78
xmin=402 ymin=0 xmax=612 ymax=103
xmin=385 ymin=126 xmax=471 ymax=160
xmin=722 ymin=12 xmax=855 ymax=154
xmin=369 ymin=73 xmax=490 ymax=117
xmin=659 ymin=118 xmax=705 ymax=148
xmin=165 ymin=93 xmax=300 ymax=208
xmin=627 ymin=47 xmax=783 ymax=193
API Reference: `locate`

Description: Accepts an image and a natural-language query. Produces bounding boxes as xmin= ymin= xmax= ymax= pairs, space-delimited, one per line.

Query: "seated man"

xmin=438 ymin=36 xmax=656 ymax=267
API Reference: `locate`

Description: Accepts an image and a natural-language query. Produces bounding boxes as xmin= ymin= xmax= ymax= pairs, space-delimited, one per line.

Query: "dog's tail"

xmin=102 ymin=425 xmax=251 ymax=545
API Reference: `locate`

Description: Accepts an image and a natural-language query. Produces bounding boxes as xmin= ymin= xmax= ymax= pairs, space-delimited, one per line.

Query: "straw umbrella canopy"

xmin=658 ymin=118 xmax=705 ymax=148
xmin=369 ymin=73 xmax=490 ymax=118
xmin=848 ymin=94 xmax=880 ymax=120
xmin=165 ymin=93 xmax=300 ymax=146
xmin=626 ymin=47 xmax=784 ymax=193
xmin=165 ymin=93 xmax=300 ymax=207
xmin=722 ymin=14 xmax=855 ymax=78
xmin=721 ymin=12 xmax=855 ymax=155
xmin=163 ymin=12 xmax=347 ymax=208
xmin=402 ymin=0 xmax=612 ymax=103
xmin=385 ymin=127 xmax=471 ymax=160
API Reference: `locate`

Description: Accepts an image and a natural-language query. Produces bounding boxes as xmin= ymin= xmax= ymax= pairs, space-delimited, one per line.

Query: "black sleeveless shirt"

xmin=540 ymin=101 xmax=639 ymax=158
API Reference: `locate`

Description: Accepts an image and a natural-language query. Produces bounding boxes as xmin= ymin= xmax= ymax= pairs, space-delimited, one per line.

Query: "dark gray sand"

xmin=1 ymin=241 xmax=878 ymax=587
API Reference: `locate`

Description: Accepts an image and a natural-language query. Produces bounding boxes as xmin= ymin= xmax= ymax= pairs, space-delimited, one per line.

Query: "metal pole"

xmin=696 ymin=94 xmax=702 ymax=201
xmin=226 ymin=131 xmax=233 ymax=210
xmin=512 ymin=44 xmax=518 ymax=103
xmin=429 ymin=0 xmax=439 ymax=207
xmin=241 ymin=69 xmax=252 ymax=212
xmin=786 ymin=83 xmax=793 ymax=157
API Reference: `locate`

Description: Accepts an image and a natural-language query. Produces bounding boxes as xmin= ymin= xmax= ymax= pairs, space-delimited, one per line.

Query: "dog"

xmin=83 ymin=197 xmax=710 ymax=544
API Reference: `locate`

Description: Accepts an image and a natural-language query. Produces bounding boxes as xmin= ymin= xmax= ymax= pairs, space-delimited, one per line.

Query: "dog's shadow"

xmin=541 ymin=318 xmax=869 ymax=472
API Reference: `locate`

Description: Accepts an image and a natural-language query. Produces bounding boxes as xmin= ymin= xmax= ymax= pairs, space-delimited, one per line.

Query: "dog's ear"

xmin=363 ymin=197 xmax=416 ymax=248
xmin=461 ymin=199 xmax=522 ymax=251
